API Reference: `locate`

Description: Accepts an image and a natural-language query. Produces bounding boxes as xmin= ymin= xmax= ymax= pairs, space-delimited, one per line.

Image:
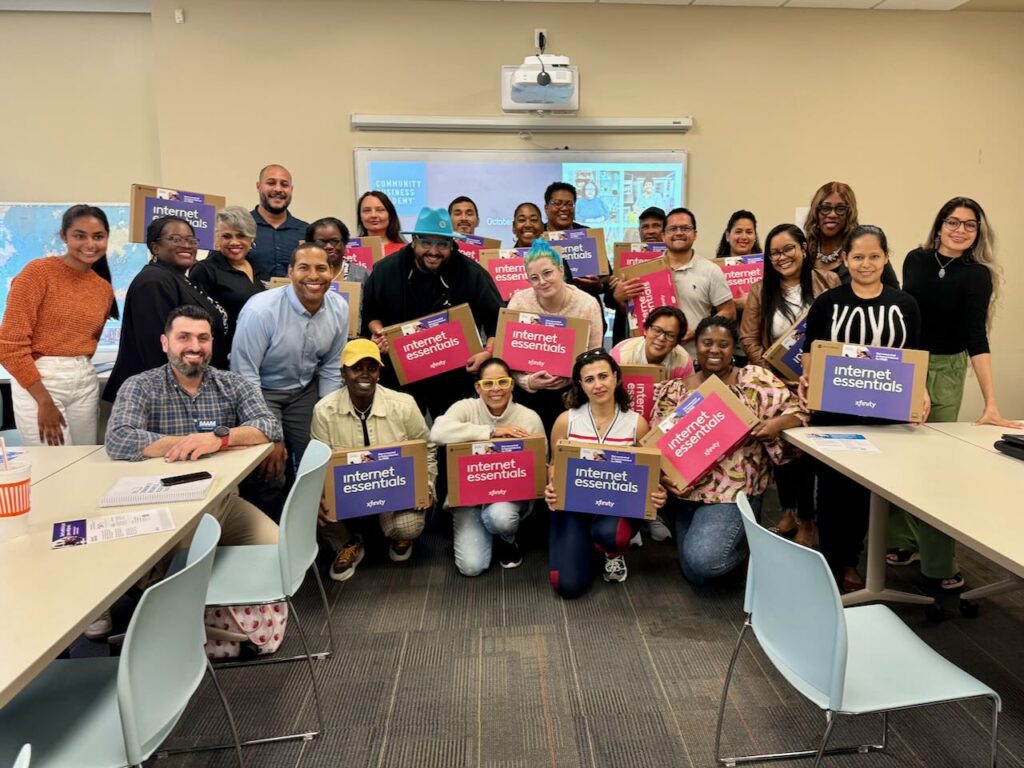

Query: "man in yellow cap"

xmin=311 ymin=338 xmax=437 ymax=580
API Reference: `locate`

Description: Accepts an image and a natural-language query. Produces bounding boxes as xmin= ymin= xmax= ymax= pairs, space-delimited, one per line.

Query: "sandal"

xmin=939 ymin=572 xmax=965 ymax=591
xmin=885 ymin=548 xmax=920 ymax=567
xmin=768 ymin=509 xmax=799 ymax=539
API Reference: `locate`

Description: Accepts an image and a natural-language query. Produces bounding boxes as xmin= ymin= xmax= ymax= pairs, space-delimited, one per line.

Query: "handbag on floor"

xmin=203 ymin=603 xmax=288 ymax=659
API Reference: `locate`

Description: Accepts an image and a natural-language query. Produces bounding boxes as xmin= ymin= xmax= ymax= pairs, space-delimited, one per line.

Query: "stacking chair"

xmin=714 ymin=492 xmax=1001 ymax=767
xmin=177 ymin=439 xmax=334 ymax=749
xmin=0 ymin=515 xmax=243 ymax=768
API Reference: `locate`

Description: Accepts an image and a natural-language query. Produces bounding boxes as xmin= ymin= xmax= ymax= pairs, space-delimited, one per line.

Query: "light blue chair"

xmin=714 ymin=492 xmax=1001 ymax=767
xmin=12 ymin=745 xmax=29 ymax=768
xmin=183 ymin=439 xmax=333 ymax=749
xmin=0 ymin=515 xmax=244 ymax=768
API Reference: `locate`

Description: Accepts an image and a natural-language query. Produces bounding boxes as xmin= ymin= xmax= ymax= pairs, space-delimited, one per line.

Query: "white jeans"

xmin=10 ymin=356 xmax=99 ymax=446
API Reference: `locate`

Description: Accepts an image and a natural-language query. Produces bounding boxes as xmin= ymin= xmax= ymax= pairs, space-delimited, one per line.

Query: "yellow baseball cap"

xmin=341 ymin=338 xmax=383 ymax=367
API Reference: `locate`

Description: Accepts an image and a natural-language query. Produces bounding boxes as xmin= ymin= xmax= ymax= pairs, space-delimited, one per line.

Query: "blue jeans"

xmin=452 ymin=502 xmax=525 ymax=576
xmin=673 ymin=496 xmax=761 ymax=585
xmin=548 ymin=512 xmax=640 ymax=599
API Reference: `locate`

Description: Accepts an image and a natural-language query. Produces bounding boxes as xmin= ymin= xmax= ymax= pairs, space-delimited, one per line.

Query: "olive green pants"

xmin=887 ymin=352 xmax=969 ymax=578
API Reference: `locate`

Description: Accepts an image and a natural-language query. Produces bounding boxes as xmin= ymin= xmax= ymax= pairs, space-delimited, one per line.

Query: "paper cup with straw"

xmin=0 ymin=439 xmax=31 ymax=541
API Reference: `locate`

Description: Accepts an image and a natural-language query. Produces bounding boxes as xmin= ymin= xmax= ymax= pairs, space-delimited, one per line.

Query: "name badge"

xmin=195 ymin=419 xmax=218 ymax=433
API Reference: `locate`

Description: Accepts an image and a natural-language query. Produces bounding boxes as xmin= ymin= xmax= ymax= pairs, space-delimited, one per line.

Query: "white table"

xmin=783 ymin=425 xmax=1024 ymax=608
xmin=0 ymin=444 xmax=271 ymax=708
xmin=8 ymin=445 xmax=104 ymax=485
xmin=925 ymin=421 xmax=1024 ymax=454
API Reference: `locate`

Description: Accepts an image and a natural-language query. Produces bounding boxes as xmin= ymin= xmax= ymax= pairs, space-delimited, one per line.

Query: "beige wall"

xmin=2 ymin=0 xmax=1021 ymax=416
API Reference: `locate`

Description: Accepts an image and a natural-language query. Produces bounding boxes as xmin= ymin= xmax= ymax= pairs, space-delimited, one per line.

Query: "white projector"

xmin=501 ymin=55 xmax=579 ymax=113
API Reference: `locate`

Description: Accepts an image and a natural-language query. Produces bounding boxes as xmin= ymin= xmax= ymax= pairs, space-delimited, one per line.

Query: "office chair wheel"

xmin=959 ymin=599 xmax=980 ymax=619
xmin=925 ymin=603 xmax=947 ymax=622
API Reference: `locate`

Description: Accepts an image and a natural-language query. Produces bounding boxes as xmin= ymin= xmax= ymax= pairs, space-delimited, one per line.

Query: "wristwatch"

xmin=213 ymin=425 xmax=230 ymax=450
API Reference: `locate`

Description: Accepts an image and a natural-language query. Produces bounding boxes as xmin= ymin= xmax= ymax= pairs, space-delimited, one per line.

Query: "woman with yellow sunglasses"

xmin=430 ymin=358 xmax=546 ymax=576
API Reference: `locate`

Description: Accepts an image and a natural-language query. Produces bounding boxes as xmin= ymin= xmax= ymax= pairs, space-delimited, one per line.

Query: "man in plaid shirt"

xmin=106 ymin=304 xmax=281 ymax=546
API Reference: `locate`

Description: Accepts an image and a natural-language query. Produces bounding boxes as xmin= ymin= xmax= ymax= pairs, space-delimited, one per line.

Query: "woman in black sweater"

xmin=887 ymin=197 xmax=1022 ymax=589
xmin=799 ymin=225 xmax=925 ymax=591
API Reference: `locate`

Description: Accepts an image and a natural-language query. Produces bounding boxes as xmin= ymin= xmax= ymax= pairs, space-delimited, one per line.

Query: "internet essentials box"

xmin=619 ymin=364 xmax=666 ymax=422
xmin=446 ymin=436 xmax=547 ymax=507
xmin=383 ymin=303 xmax=483 ymax=385
xmin=493 ymin=308 xmax=591 ymax=378
xmin=763 ymin=313 xmax=808 ymax=382
xmin=639 ymin=375 xmax=758 ymax=489
xmin=806 ymin=340 xmax=929 ymax=422
xmin=324 ymin=440 xmax=430 ymax=520
xmin=552 ymin=441 xmax=662 ymax=520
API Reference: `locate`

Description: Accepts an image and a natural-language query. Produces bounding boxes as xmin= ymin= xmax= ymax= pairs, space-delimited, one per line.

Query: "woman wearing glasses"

xmin=103 ymin=215 xmax=229 ymax=402
xmin=507 ymin=239 xmax=604 ymax=433
xmin=543 ymin=349 xmax=667 ymax=596
xmin=305 ymin=217 xmax=369 ymax=284
xmin=430 ymin=358 xmax=545 ymax=576
xmin=803 ymin=182 xmax=898 ymax=287
xmin=886 ymin=198 xmax=1022 ymax=589
xmin=188 ymin=206 xmax=265 ymax=350
xmin=739 ymin=224 xmax=840 ymax=547
xmin=609 ymin=306 xmax=693 ymax=379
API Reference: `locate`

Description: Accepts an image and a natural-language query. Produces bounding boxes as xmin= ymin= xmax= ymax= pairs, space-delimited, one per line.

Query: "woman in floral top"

xmin=650 ymin=316 xmax=808 ymax=584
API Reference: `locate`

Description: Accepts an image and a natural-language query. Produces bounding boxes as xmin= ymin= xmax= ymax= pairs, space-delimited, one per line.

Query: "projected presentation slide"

xmin=354 ymin=149 xmax=688 ymax=249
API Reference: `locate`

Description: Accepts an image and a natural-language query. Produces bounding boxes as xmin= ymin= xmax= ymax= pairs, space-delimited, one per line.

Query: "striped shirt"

xmin=566 ymin=404 xmax=639 ymax=446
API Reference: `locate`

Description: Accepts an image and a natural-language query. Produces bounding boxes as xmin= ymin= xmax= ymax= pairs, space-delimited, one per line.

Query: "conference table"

xmin=0 ymin=443 xmax=271 ymax=709
xmin=783 ymin=423 xmax=1024 ymax=608
xmin=5 ymin=445 xmax=104 ymax=485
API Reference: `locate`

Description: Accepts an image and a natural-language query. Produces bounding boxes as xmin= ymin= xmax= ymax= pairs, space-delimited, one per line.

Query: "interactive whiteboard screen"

xmin=353 ymin=149 xmax=687 ymax=248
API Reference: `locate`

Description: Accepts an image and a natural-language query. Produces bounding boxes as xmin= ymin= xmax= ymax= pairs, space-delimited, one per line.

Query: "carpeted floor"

xmin=95 ymin=501 xmax=1024 ymax=768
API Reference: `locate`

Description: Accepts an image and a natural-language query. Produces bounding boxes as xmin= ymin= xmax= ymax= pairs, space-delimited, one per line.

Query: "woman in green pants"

xmin=888 ymin=197 xmax=1023 ymax=589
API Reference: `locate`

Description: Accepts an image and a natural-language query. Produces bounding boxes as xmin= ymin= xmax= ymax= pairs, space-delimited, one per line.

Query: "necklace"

xmin=816 ymin=246 xmax=841 ymax=264
xmin=587 ymin=404 xmax=619 ymax=442
xmin=934 ymin=251 xmax=956 ymax=279
xmin=539 ymin=286 xmax=571 ymax=315
xmin=353 ymin=401 xmax=373 ymax=420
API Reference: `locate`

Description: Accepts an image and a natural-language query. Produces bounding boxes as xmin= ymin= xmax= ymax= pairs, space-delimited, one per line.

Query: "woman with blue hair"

xmin=506 ymin=239 xmax=604 ymax=433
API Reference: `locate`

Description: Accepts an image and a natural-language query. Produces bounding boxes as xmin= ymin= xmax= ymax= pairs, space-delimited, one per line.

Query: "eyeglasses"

xmin=162 ymin=234 xmax=199 ymax=247
xmin=818 ymin=204 xmax=850 ymax=217
xmin=416 ymin=237 xmax=452 ymax=252
xmin=942 ymin=217 xmax=979 ymax=233
xmin=478 ymin=377 xmax=513 ymax=390
xmin=769 ymin=243 xmax=800 ymax=260
xmin=646 ymin=325 xmax=679 ymax=342
xmin=314 ymin=238 xmax=343 ymax=248
xmin=548 ymin=200 xmax=575 ymax=210
xmin=665 ymin=225 xmax=695 ymax=234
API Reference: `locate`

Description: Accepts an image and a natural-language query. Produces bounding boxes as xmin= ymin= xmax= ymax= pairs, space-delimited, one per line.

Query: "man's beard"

xmin=260 ymin=193 xmax=290 ymax=215
xmin=170 ymin=352 xmax=210 ymax=379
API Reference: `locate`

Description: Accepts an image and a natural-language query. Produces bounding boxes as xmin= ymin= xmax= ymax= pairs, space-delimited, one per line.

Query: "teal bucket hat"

xmin=401 ymin=206 xmax=466 ymax=240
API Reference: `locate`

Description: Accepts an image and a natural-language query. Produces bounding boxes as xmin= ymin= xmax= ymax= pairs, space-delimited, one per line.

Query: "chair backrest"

xmin=278 ymin=439 xmax=332 ymax=596
xmin=116 ymin=514 xmax=221 ymax=765
xmin=737 ymin=492 xmax=848 ymax=710
xmin=12 ymin=744 xmax=29 ymax=768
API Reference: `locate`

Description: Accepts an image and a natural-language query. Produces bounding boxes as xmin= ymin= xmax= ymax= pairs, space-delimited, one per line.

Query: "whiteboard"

xmin=353 ymin=149 xmax=687 ymax=247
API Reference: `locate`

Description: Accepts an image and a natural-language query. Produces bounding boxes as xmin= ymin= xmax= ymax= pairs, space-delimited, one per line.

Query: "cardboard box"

xmin=323 ymin=440 xmax=430 ymax=520
xmin=545 ymin=228 xmax=610 ymax=277
xmin=383 ymin=242 xmax=404 ymax=257
xmin=493 ymin=307 xmax=591 ymax=378
xmin=639 ymin=375 xmax=758 ymax=489
xmin=615 ymin=258 xmax=678 ymax=337
xmin=382 ymin=303 xmax=483 ymax=386
xmin=345 ymin=236 xmax=384 ymax=273
xmin=714 ymin=255 xmax=765 ymax=299
xmin=268 ymin=278 xmax=362 ymax=338
xmin=129 ymin=184 xmax=225 ymax=251
xmin=446 ymin=436 xmax=547 ymax=507
xmin=478 ymin=249 xmax=530 ymax=301
xmin=619 ymin=364 xmax=666 ymax=422
xmin=763 ymin=313 xmax=807 ymax=382
xmin=457 ymin=235 xmax=501 ymax=262
xmin=552 ymin=441 xmax=662 ymax=520
xmin=613 ymin=242 xmax=667 ymax=270
xmin=806 ymin=340 xmax=929 ymax=423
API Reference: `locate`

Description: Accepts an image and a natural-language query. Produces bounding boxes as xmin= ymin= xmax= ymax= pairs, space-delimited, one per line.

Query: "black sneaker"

xmin=496 ymin=536 xmax=523 ymax=569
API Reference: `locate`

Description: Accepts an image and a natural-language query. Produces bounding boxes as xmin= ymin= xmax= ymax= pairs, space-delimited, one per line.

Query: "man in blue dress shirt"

xmin=247 ymin=164 xmax=308 ymax=281
xmin=232 ymin=242 xmax=348 ymax=505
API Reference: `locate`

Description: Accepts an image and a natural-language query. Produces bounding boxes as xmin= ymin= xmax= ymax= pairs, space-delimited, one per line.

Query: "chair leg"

xmin=811 ymin=712 xmax=837 ymax=768
xmin=310 ymin=565 xmax=337 ymax=657
xmin=989 ymin=695 xmax=1000 ymax=768
xmin=880 ymin=710 xmax=888 ymax=751
xmin=287 ymin=597 xmax=327 ymax=737
xmin=715 ymin=617 xmax=750 ymax=763
xmin=206 ymin=657 xmax=246 ymax=768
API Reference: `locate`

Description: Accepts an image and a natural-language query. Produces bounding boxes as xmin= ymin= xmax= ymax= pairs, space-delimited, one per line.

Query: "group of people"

xmin=0 ymin=167 xmax=1017 ymax=630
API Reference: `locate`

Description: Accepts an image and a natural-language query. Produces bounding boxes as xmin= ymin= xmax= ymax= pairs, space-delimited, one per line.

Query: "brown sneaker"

xmin=389 ymin=539 xmax=414 ymax=562
xmin=330 ymin=536 xmax=365 ymax=582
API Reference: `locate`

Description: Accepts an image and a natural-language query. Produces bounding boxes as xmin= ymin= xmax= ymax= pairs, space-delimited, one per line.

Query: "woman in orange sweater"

xmin=0 ymin=205 xmax=117 ymax=445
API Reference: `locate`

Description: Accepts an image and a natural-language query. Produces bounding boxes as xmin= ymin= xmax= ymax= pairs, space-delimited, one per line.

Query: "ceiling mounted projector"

xmin=501 ymin=54 xmax=579 ymax=114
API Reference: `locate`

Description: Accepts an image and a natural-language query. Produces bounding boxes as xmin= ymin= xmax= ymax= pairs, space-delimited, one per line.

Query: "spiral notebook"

xmin=99 ymin=473 xmax=215 ymax=508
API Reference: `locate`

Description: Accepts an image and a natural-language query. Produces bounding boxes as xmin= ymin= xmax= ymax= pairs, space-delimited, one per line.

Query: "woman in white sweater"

xmin=430 ymin=358 xmax=545 ymax=576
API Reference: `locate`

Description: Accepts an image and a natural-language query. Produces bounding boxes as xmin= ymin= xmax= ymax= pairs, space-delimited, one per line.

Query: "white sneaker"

xmin=603 ymin=554 xmax=628 ymax=583
xmin=84 ymin=609 xmax=112 ymax=640
xmin=645 ymin=515 xmax=673 ymax=542
xmin=629 ymin=531 xmax=643 ymax=549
